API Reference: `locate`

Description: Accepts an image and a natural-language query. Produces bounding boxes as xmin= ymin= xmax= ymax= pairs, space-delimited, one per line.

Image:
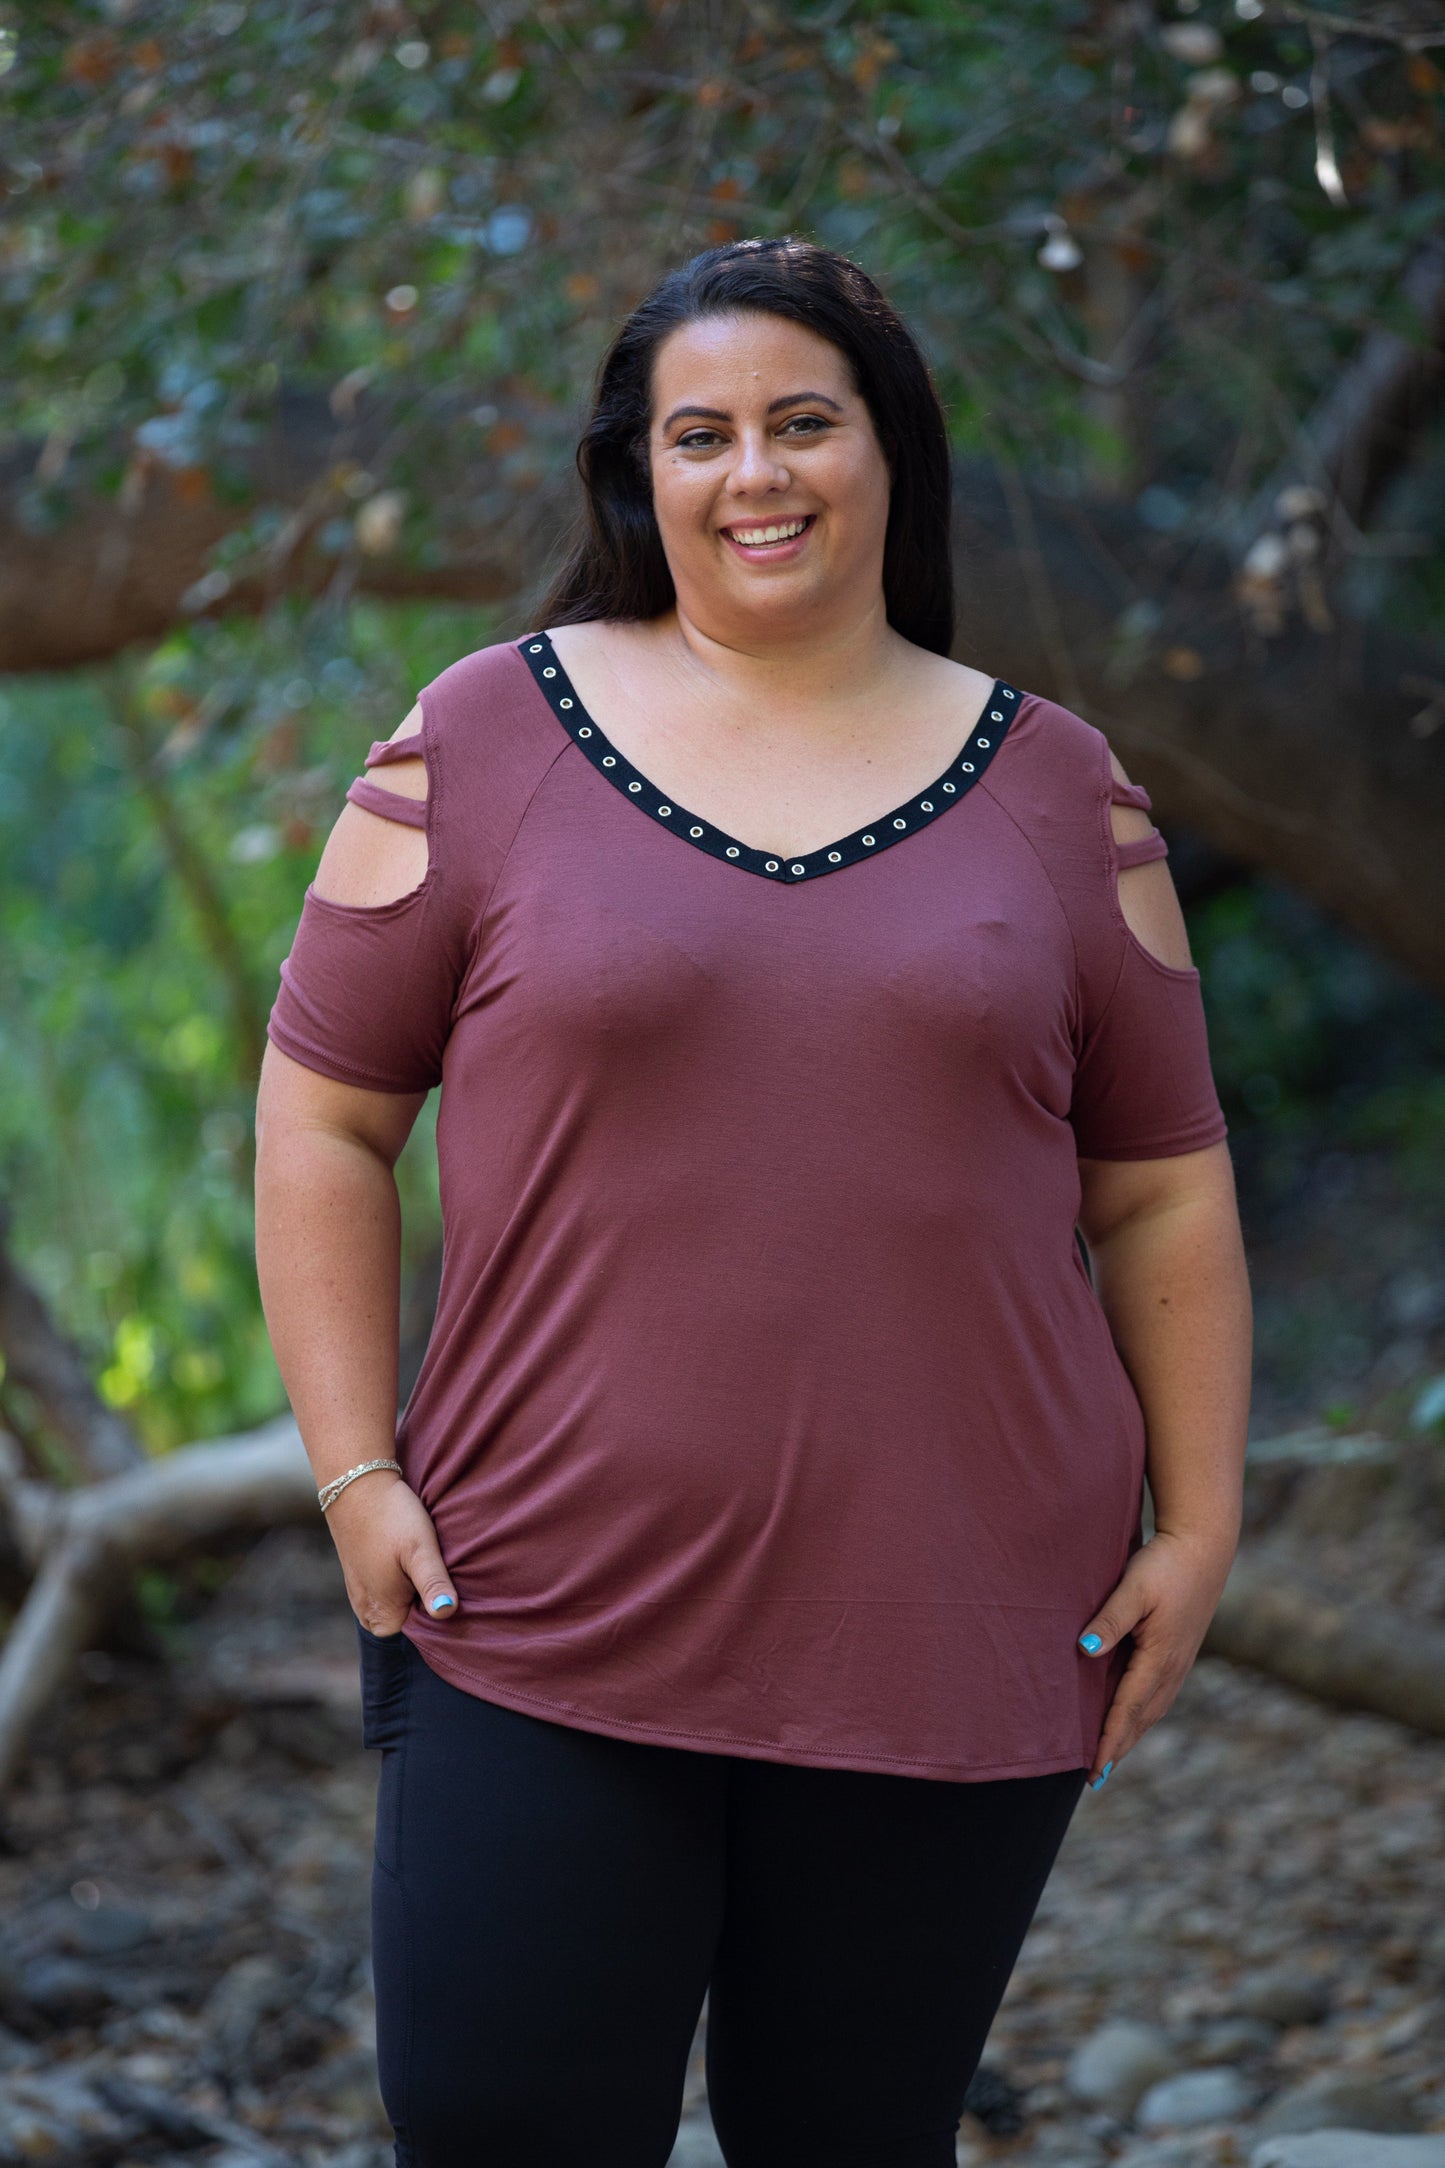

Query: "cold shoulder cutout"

xmin=344 ymin=734 xmax=430 ymax=829
xmin=1108 ymin=772 xmax=1171 ymax=870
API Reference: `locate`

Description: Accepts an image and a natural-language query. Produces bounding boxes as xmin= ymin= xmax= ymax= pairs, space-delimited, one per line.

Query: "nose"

xmin=724 ymin=427 xmax=792 ymax=498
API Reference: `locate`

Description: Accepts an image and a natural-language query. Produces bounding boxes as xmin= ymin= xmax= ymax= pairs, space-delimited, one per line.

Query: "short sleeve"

xmin=1070 ymin=940 xmax=1228 ymax=1160
xmin=267 ymin=877 xmax=463 ymax=1093
xmin=266 ymin=712 xmax=470 ymax=1094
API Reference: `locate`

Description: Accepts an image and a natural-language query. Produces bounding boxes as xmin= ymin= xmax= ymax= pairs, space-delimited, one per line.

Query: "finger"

xmin=1087 ymin=1661 xmax=1184 ymax=1785
xmin=1077 ymin=1588 xmax=1149 ymax=1657
xmin=400 ymin=1528 xmax=459 ymax=1620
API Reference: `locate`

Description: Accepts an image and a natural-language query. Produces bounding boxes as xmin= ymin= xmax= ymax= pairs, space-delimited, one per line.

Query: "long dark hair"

xmin=534 ymin=236 xmax=954 ymax=656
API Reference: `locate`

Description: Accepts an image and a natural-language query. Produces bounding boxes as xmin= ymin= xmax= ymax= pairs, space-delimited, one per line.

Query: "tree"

xmin=4 ymin=1 xmax=1445 ymax=980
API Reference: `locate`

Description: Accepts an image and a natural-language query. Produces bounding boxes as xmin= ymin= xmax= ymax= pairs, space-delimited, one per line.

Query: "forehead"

xmin=650 ymin=311 xmax=854 ymax=410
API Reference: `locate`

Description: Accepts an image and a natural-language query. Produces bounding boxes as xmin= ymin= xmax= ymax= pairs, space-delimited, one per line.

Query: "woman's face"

xmin=645 ymin=310 xmax=892 ymax=643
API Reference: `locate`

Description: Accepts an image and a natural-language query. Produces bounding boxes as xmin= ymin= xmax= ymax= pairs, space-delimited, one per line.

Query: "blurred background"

xmin=1 ymin=4 xmax=1444 ymax=2166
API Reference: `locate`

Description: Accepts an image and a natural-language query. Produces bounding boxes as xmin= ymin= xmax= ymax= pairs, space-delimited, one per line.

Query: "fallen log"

xmin=1 ymin=1407 xmax=1443 ymax=1792
xmin=1202 ymin=1548 xmax=1445 ymax=1737
xmin=0 ymin=1417 xmax=313 ymax=1793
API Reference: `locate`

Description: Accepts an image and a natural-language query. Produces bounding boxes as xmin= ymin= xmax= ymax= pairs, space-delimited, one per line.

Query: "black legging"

xmin=359 ymin=1622 xmax=1087 ymax=2168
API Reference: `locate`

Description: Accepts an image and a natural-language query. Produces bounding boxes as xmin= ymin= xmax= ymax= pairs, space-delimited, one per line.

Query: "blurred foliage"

xmin=1192 ymin=875 xmax=1445 ymax=1196
xmin=0 ymin=599 xmax=495 ymax=1453
xmin=3 ymin=2 xmax=1444 ymax=633
xmin=3 ymin=1 xmax=1445 ymax=1453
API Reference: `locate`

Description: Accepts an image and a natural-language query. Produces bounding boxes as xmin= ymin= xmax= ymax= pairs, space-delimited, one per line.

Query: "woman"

xmin=255 ymin=237 xmax=1251 ymax=2168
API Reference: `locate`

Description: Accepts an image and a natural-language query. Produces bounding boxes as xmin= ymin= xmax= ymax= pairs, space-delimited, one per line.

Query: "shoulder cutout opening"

xmin=1105 ymin=747 xmax=1194 ymax=973
xmin=311 ymin=703 xmax=431 ymax=908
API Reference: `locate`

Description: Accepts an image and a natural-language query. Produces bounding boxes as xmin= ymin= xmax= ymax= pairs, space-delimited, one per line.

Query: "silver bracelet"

xmin=318 ymin=1458 xmax=402 ymax=1513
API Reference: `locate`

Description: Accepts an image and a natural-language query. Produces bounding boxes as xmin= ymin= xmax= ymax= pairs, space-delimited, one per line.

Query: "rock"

xmin=57 ymin=1904 xmax=156 ymax=1957
xmin=0 ymin=2064 xmax=139 ymax=2158
xmin=15 ymin=1956 xmax=115 ymax=2025
xmin=1136 ymin=2066 xmax=1254 ymax=2129
xmin=1250 ymin=2136 xmax=1445 ymax=2168
xmin=1066 ymin=2020 xmax=1179 ymax=2119
xmin=1116 ymin=2142 xmax=1225 ymax=2168
xmin=1230 ymin=1966 xmax=1334 ymax=2027
xmin=1254 ymin=2073 xmax=1423 ymax=2138
xmin=1191 ymin=2017 xmax=1279 ymax=2062
xmin=203 ymin=1955 xmax=292 ymax=2064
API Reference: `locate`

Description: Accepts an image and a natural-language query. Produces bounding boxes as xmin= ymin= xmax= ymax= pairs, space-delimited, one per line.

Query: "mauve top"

xmin=267 ymin=628 xmax=1228 ymax=1782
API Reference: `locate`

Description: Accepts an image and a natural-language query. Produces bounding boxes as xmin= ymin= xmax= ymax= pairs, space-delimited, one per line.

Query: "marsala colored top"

xmin=267 ymin=629 xmax=1228 ymax=1782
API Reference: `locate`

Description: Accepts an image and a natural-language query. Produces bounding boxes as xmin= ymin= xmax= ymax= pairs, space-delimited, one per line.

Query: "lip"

xmin=718 ymin=513 xmax=816 ymax=563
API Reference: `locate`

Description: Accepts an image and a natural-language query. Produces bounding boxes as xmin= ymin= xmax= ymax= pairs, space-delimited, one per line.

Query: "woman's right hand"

xmin=325 ymin=1472 xmax=460 ymax=1635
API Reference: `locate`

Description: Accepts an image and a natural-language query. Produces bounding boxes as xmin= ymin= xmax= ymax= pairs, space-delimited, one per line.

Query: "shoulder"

xmin=979 ymin=685 xmax=1109 ymax=823
xmin=418 ymin=634 xmax=540 ymax=725
xmin=416 ymin=634 xmax=567 ymax=791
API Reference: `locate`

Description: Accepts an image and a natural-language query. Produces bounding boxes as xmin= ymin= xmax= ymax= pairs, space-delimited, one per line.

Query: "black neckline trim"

xmin=516 ymin=629 xmax=1024 ymax=885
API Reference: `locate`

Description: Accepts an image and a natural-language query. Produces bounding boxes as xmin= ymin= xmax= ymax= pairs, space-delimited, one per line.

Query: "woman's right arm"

xmin=254 ymin=706 xmax=459 ymax=1634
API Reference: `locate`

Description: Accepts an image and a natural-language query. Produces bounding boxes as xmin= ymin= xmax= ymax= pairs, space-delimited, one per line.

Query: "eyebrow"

xmin=660 ymin=391 xmax=845 ymax=432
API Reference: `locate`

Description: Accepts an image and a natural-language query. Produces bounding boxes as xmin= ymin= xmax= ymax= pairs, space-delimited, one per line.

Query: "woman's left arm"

xmin=1074 ymin=1139 xmax=1253 ymax=1785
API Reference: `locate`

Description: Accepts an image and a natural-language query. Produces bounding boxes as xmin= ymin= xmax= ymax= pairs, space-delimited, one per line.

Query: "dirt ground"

xmin=1 ymin=1131 xmax=1442 ymax=2166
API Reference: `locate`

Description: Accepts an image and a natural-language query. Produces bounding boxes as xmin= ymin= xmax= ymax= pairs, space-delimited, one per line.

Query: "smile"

xmin=719 ymin=514 xmax=816 ymax=557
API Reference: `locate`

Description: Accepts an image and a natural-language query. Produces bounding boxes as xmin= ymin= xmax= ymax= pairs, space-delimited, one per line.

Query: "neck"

xmin=661 ymin=591 xmax=899 ymax=710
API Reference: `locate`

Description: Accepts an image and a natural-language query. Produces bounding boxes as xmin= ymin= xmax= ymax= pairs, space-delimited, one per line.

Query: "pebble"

xmin=1231 ymin=1966 xmax=1335 ymax=2027
xmin=1191 ymin=2017 xmax=1280 ymax=2062
xmin=55 ymin=1904 xmax=155 ymax=1958
xmin=4 ymin=1528 xmax=1445 ymax=2168
xmin=1251 ymin=2138 xmax=1445 ymax=2168
xmin=1115 ymin=2141 xmax=1233 ymax=2168
xmin=1136 ymin=2065 xmax=1256 ymax=2129
xmin=1065 ymin=2019 xmax=1178 ymax=2118
xmin=1255 ymin=2073 xmax=1424 ymax=2137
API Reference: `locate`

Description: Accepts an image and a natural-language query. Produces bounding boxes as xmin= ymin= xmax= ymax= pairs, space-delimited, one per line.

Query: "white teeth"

xmin=729 ymin=518 xmax=808 ymax=546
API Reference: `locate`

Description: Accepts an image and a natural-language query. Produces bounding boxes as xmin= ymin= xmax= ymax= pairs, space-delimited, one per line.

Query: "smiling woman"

xmin=256 ymin=236 xmax=1251 ymax=2167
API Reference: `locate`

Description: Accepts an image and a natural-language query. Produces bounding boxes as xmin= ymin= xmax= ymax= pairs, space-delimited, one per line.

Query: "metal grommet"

xmin=827 ymin=851 xmax=841 ymax=862
xmin=578 ymin=725 xmax=591 ymax=737
xmin=628 ymin=781 xmax=642 ymax=792
xmin=560 ymin=697 xmax=573 ymax=709
xmin=921 ymin=801 xmax=934 ymax=812
xmin=790 ymin=863 xmax=805 ymax=875
xmin=961 ymin=761 xmax=975 ymax=773
xmin=603 ymin=755 xmax=616 ymax=766
xmin=765 ymin=859 xmax=779 ymax=871
xmin=543 ymin=666 xmax=556 ymax=678
xmin=658 ymin=806 xmax=671 ymax=816
xmin=862 ymin=834 xmax=876 ymax=846
xmin=726 ymin=846 xmax=740 ymax=858
xmin=689 ymin=825 xmax=704 ymax=837
xmin=892 ymin=818 xmax=906 ymax=830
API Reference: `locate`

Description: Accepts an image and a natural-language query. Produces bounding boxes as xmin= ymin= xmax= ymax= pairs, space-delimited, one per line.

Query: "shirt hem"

xmin=405 ymin=1637 xmax=1093 ymax=1785
xmin=264 ymin=1017 xmax=437 ymax=1095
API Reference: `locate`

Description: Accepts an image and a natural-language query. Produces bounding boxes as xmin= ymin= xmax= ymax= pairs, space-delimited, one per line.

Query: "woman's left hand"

xmin=1076 ymin=1530 xmax=1238 ymax=1788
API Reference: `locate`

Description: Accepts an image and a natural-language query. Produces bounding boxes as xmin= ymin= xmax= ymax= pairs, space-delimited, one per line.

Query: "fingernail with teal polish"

xmin=1091 ymin=1760 xmax=1113 ymax=1790
xmin=1079 ymin=1632 xmax=1103 ymax=1653
xmin=430 ymin=1593 xmax=455 ymax=1613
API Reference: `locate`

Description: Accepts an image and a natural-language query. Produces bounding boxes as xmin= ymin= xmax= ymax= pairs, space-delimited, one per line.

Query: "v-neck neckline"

xmin=516 ymin=629 xmax=1025 ymax=886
